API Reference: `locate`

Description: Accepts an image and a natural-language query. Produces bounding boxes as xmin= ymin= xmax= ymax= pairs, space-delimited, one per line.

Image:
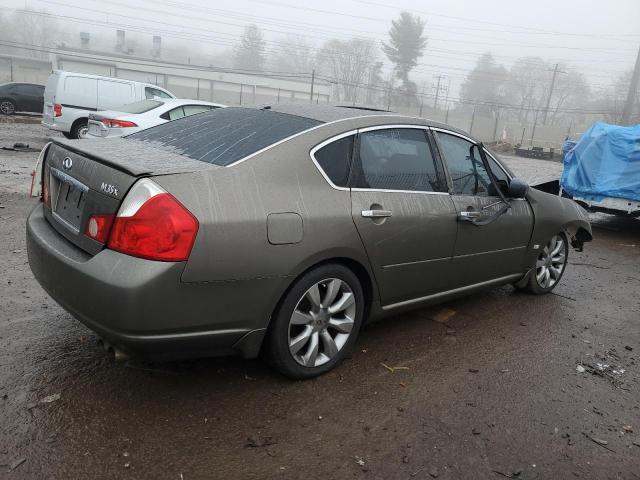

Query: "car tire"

xmin=70 ymin=120 xmax=89 ymax=139
xmin=264 ymin=264 xmax=364 ymax=379
xmin=0 ymin=99 xmax=16 ymax=115
xmin=524 ymin=233 xmax=569 ymax=294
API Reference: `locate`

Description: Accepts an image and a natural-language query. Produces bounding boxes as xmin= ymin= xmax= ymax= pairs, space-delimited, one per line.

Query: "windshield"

xmin=118 ymin=99 xmax=164 ymax=114
xmin=128 ymin=107 xmax=322 ymax=166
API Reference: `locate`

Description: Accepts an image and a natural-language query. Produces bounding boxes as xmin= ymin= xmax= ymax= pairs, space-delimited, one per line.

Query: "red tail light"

xmin=106 ymin=179 xmax=198 ymax=262
xmin=53 ymin=103 xmax=62 ymax=117
xmin=101 ymin=118 xmax=138 ymax=128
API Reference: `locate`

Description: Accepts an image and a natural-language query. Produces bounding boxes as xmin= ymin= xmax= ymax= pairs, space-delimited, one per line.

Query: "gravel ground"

xmin=0 ymin=123 xmax=639 ymax=480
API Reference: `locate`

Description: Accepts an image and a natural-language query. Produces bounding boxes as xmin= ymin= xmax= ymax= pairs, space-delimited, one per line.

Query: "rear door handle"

xmin=459 ymin=210 xmax=481 ymax=219
xmin=362 ymin=209 xmax=392 ymax=218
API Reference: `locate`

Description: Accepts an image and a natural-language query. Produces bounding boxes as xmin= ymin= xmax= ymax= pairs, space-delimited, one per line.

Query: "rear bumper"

xmin=26 ymin=204 xmax=277 ymax=359
xmin=41 ymin=118 xmax=69 ymax=132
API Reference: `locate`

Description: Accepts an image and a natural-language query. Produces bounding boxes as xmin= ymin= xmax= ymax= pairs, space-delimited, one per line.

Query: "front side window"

xmin=435 ymin=132 xmax=508 ymax=196
xmin=313 ymin=135 xmax=354 ymax=187
xmin=352 ymin=128 xmax=446 ymax=192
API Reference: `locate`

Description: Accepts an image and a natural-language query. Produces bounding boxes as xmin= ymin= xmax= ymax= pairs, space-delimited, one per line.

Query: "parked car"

xmin=88 ymin=98 xmax=226 ymax=138
xmin=41 ymin=70 xmax=175 ymax=139
xmin=0 ymin=82 xmax=45 ymax=115
xmin=27 ymin=105 xmax=592 ymax=379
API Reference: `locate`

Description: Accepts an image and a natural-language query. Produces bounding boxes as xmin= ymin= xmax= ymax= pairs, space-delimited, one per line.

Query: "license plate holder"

xmin=50 ymin=168 xmax=89 ymax=232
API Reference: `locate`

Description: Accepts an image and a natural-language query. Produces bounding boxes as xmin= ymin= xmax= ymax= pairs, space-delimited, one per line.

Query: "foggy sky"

xmin=3 ymin=0 xmax=639 ymax=95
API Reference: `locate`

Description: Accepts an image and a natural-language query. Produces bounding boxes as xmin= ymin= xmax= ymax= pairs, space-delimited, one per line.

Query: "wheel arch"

xmin=234 ymin=254 xmax=378 ymax=359
xmin=70 ymin=116 xmax=88 ymax=135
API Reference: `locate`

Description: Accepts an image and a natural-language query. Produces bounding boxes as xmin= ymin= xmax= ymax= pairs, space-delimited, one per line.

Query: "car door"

xmin=432 ymin=128 xmax=534 ymax=287
xmin=349 ymin=126 xmax=458 ymax=306
xmin=14 ymin=84 xmax=41 ymax=112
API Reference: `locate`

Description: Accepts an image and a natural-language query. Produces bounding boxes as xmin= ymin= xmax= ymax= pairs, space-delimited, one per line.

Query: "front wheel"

xmin=0 ymin=99 xmax=16 ymax=115
xmin=524 ymin=233 xmax=568 ymax=294
xmin=264 ymin=264 xmax=364 ymax=379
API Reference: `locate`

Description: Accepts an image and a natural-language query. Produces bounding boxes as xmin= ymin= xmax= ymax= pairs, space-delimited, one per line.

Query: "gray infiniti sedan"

xmin=27 ymin=105 xmax=592 ymax=378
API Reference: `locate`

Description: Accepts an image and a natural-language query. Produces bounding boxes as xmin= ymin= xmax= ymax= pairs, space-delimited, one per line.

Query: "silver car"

xmin=27 ymin=105 xmax=592 ymax=378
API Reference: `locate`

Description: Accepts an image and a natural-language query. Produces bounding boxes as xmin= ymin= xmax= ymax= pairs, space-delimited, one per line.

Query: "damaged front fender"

xmin=527 ymin=188 xmax=593 ymax=254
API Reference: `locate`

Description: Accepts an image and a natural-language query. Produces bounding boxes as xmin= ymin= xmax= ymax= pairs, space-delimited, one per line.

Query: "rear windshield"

xmin=128 ymin=107 xmax=322 ymax=166
xmin=119 ymin=99 xmax=163 ymax=114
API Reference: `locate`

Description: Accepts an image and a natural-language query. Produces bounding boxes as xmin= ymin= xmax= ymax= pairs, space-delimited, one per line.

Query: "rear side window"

xmin=313 ymin=135 xmax=354 ymax=187
xmin=352 ymin=128 xmax=446 ymax=192
xmin=183 ymin=105 xmax=213 ymax=116
xmin=145 ymin=87 xmax=172 ymax=99
xmin=129 ymin=108 xmax=322 ymax=166
xmin=120 ymin=99 xmax=163 ymax=114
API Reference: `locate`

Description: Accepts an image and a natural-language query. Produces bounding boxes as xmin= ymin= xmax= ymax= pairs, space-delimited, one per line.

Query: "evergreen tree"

xmin=382 ymin=12 xmax=427 ymax=88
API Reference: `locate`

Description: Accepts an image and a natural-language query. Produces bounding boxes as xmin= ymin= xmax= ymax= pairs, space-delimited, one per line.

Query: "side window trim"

xmin=430 ymin=127 xmax=512 ymax=182
xmin=309 ymin=129 xmax=357 ymax=191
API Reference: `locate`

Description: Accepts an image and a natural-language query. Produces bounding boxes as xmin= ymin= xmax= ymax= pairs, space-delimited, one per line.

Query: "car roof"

xmin=153 ymin=98 xmax=226 ymax=107
xmin=256 ymin=104 xmax=471 ymax=137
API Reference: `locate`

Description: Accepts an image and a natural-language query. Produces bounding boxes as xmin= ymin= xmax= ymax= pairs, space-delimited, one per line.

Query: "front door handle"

xmin=459 ymin=210 xmax=481 ymax=219
xmin=362 ymin=209 xmax=392 ymax=218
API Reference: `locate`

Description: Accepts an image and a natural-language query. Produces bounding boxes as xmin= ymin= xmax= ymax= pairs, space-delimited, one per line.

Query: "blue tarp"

xmin=561 ymin=122 xmax=640 ymax=202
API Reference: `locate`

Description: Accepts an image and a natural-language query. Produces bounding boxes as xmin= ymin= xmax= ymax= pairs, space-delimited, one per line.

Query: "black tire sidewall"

xmin=266 ymin=264 xmax=364 ymax=379
xmin=527 ymin=233 xmax=569 ymax=294
xmin=71 ymin=120 xmax=88 ymax=139
xmin=0 ymin=99 xmax=16 ymax=115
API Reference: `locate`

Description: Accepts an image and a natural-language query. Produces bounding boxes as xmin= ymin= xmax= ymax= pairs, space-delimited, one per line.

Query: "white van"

xmin=42 ymin=70 xmax=175 ymax=139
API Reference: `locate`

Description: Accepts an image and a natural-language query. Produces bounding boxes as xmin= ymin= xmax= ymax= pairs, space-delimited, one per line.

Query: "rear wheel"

xmin=524 ymin=233 xmax=568 ymax=294
xmin=0 ymin=99 xmax=16 ymax=115
xmin=265 ymin=264 xmax=364 ymax=379
xmin=70 ymin=119 xmax=89 ymax=139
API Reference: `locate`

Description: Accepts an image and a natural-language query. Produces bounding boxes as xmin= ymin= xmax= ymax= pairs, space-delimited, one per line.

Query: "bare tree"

xmin=317 ymin=38 xmax=378 ymax=103
xmin=271 ymin=35 xmax=317 ymax=74
xmin=459 ymin=52 xmax=510 ymax=117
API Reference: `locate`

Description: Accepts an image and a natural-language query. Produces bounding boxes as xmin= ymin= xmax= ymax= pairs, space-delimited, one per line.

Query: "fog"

xmin=1 ymin=0 xmax=639 ymax=129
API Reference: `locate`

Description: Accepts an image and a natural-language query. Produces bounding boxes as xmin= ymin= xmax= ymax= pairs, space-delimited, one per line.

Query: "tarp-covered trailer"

xmin=561 ymin=122 xmax=640 ymax=216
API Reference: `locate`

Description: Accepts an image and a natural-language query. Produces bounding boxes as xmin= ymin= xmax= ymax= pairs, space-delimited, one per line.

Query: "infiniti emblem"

xmin=62 ymin=157 xmax=73 ymax=170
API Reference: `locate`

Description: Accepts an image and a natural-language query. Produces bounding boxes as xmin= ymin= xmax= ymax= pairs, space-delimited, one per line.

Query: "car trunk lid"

xmin=42 ymin=138 xmax=217 ymax=255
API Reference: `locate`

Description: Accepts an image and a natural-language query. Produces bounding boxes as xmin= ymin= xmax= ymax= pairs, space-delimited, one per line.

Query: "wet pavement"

xmin=1 ymin=125 xmax=639 ymax=479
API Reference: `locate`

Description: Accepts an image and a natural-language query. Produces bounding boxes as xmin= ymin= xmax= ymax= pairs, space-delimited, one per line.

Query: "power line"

xmin=8 ymin=5 xmax=627 ymax=89
xmin=0 ymin=38 xmax=624 ymax=115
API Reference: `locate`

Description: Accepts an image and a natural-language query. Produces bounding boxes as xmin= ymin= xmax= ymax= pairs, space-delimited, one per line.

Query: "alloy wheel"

xmin=535 ymin=235 xmax=567 ymax=289
xmin=0 ymin=100 xmax=15 ymax=115
xmin=288 ymin=278 xmax=356 ymax=367
xmin=77 ymin=125 xmax=89 ymax=139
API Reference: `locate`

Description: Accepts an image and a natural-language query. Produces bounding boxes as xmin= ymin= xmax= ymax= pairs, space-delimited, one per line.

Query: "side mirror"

xmin=508 ymin=178 xmax=529 ymax=198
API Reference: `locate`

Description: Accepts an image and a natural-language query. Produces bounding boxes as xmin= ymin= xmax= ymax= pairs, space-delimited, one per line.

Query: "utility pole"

xmin=543 ymin=63 xmax=564 ymax=125
xmin=433 ymin=74 xmax=445 ymax=109
xmin=419 ymin=81 xmax=426 ymax=117
xmin=386 ymin=69 xmax=394 ymax=111
xmin=309 ymin=69 xmax=315 ymax=103
xmin=621 ymin=44 xmax=640 ymax=125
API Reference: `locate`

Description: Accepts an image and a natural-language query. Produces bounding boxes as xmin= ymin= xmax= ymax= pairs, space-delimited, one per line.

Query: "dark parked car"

xmin=27 ymin=105 xmax=592 ymax=378
xmin=0 ymin=82 xmax=45 ymax=115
